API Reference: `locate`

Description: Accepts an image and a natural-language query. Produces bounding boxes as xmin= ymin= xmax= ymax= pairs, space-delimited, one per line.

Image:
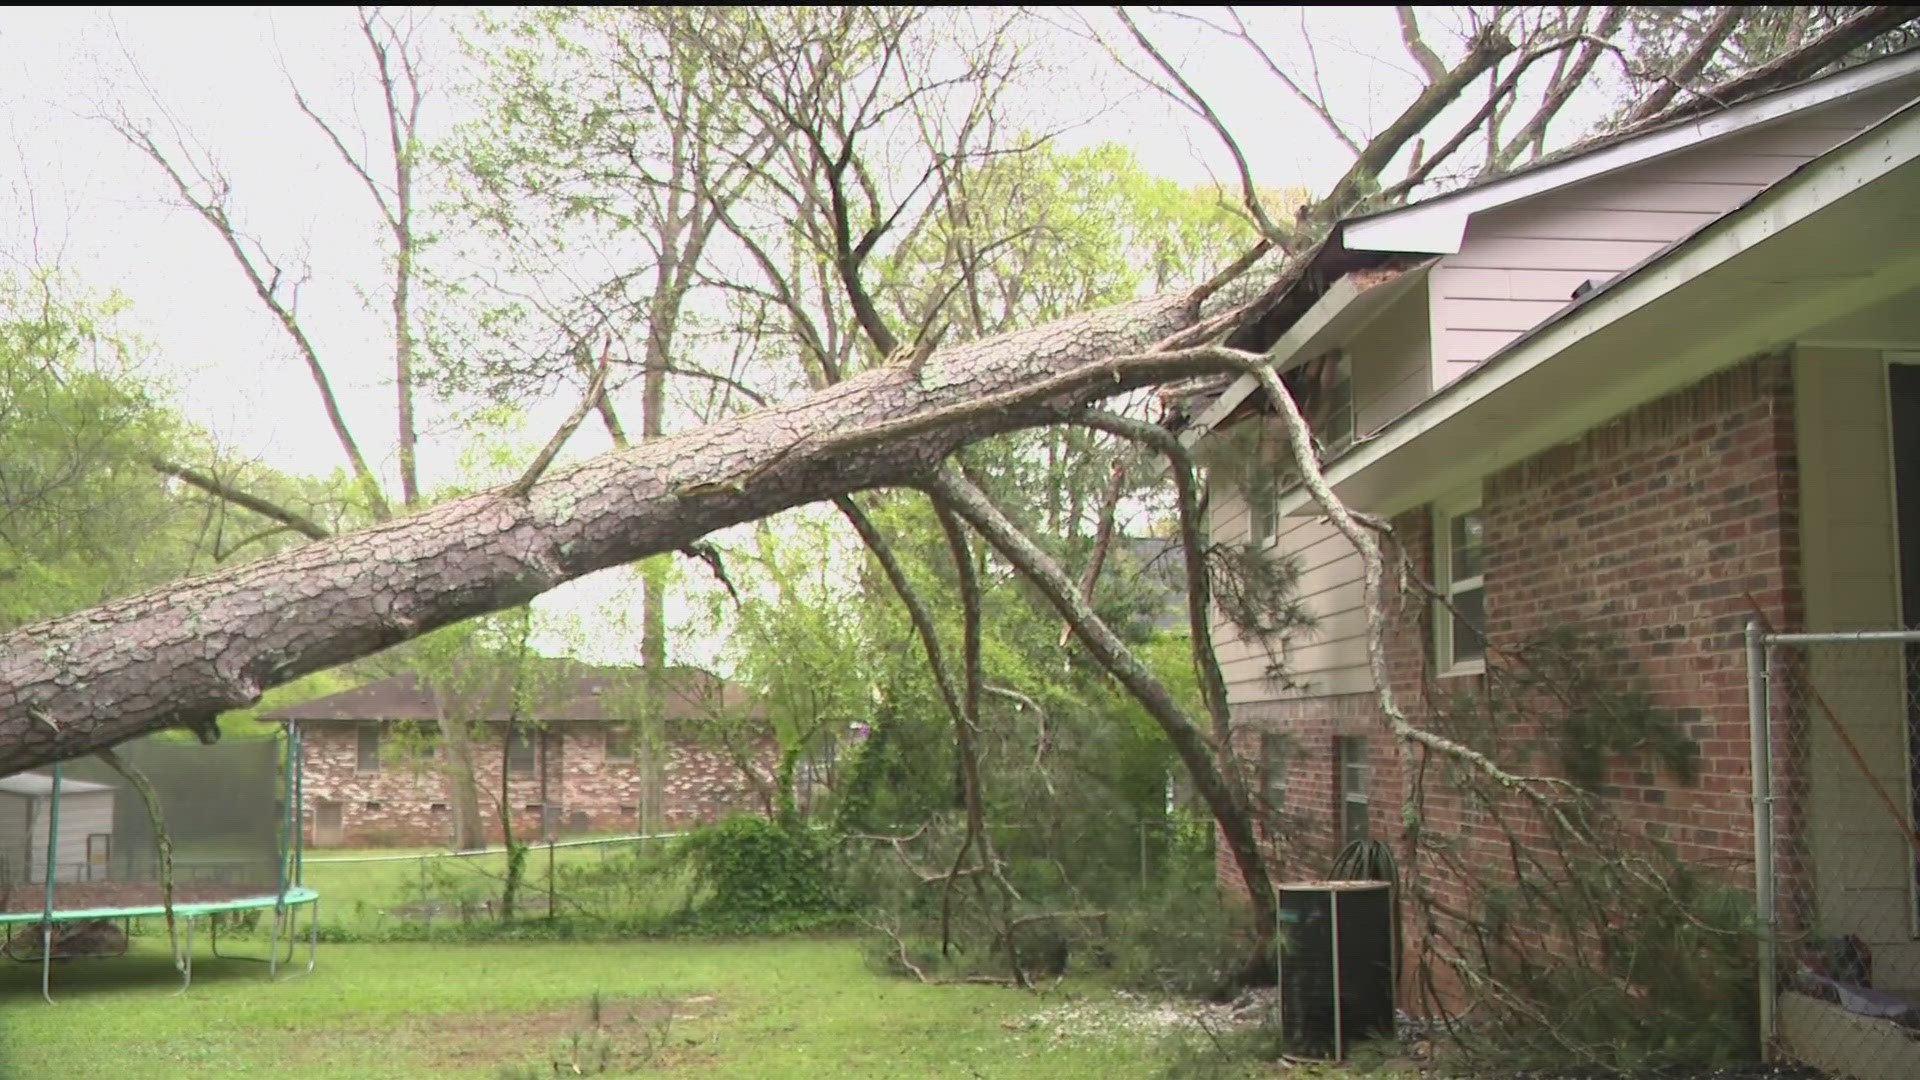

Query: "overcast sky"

xmin=0 ymin=6 xmax=1580 ymax=664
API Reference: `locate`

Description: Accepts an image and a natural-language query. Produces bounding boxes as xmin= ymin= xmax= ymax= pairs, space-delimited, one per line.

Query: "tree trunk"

xmin=0 ymin=294 xmax=1206 ymax=774
xmin=434 ymin=697 xmax=488 ymax=851
xmin=641 ymin=306 xmax=669 ymax=830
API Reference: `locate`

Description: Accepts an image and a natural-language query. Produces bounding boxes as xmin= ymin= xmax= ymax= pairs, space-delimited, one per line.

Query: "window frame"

xmin=354 ymin=721 xmax=382 ymax=775
xmin=86 ymin=833 xmax=111 ymax=881
xmin=1433 ymin=485 xmax=1488 ymax=676
xmin=1336 ymin=736 xmax=1370 ymax=846
xmin=505 ymin=725 xmax=539 ymax=777
xmin=604 ymin=725 xmax=634 ymax=763
xmin=1310 ymin=350 xmax=1355 ymax=456
xmin=1258 ymin=733 xmax=1289 ymax=810
xmin=1247 ymin=463 xmax=1279 ymax=549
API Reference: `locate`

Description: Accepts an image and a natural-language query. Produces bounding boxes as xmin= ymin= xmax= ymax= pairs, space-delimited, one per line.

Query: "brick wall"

xmin=1480 ymin=354 xmax=1801 ymax=861
xmin=298 ymin=720 xmax=773 ymax=848
xmin=1224 ymin=352 xmax=1802 ymax=940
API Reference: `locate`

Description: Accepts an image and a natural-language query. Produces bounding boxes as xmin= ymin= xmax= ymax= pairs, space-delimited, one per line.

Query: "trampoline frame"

xmin=1 ymin=722 xmax=320 ymax=1002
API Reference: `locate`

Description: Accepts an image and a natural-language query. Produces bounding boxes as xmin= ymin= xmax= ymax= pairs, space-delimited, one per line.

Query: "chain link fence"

xmin=1758 ymin=629 xmax=1920 ymax=1080
xmin=301 ymin=832 xmax=692 ymax=934
xmin=296 ymin=816 xmax=1201 ymax=938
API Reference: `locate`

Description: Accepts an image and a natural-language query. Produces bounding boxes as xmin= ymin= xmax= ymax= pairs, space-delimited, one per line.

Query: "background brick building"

xmin=262 ymin=664 xmax=772 ymax=848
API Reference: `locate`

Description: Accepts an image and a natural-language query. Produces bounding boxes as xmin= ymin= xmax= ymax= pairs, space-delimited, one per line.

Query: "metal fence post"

xmin=1745 ymin=620 xmax=1775 ymax=1061
xmin=1140 ymin=822 xmax=1149 ymax=897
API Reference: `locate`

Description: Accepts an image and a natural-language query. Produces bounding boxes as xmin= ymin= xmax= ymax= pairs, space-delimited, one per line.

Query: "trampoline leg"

xmin=174 ymin=916 xmax=194 ymax=996
xmin=274 ymin=899 xmax=318 ymax=983
xmin=40 ymin=921 xmax=54 ymax=1006
xmin=269 ymin=905 xmax=281 ymax=980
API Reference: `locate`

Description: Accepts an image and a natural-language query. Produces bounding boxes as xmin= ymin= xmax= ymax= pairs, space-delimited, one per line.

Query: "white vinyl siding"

xmin=25 ymin=788 xmax=115 ymax=883
xmin=1429 ymin=87 xmax=1919 ymax=383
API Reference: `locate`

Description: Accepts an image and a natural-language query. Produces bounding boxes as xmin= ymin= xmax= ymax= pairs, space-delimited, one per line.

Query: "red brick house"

xmin=261 ymin=663 xmax=772 ymax=848
xmin=1182 ymin=49 xmax=1920 ymax=1066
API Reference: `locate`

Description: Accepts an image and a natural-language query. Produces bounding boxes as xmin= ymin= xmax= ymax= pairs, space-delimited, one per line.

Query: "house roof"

xmin=1276 ymin=96 xmax=1920 ymax=518
xmin=1340 ymin=45 xmax=1920 ymax=255
xmin=0 ymin=773 xmax=115 ymax=797
xmin=1177 ymin=44 xmax=1920 ymax=445
xmin=258 ymin=663 xmax=749 ymax=724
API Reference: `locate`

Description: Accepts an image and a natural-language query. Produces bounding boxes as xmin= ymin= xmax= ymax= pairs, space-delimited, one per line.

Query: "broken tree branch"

xmin=150 ymin=459 xmax=332 ymax=541
xmin=1622 ymin=6 xmax=1740 ymax=123
xmin=93 ymin=746 xmax=182 ymax=972
xmin=508 ymin=338 xmax=615 ymax=499
xmin=925 ymin=462 xmax=1279 ymax=957
xmin=1649 ymin=7 xmax=1920 ymax=125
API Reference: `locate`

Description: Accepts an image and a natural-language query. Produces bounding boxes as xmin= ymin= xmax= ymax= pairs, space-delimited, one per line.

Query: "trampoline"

xmin=0 ymin=726 xmax=320 ymax=1002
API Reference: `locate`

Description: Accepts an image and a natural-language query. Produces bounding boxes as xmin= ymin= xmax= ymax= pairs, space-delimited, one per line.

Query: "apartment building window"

xmin=1337 ymin=736 xmax=1370 ymax=846
xmin=605 ymin=726 xmax=634 ymax=762
xmin=506 ymin=726 xmax=538 ymax=776
xmin=1434 ymin=486 xmax=1487 ymax=673
xmin=355 ymin=722 xmax=382 ymax=775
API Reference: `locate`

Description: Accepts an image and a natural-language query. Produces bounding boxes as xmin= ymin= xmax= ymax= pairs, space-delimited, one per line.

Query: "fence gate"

xmin=1752 ymin=626 xmax=1920 ymax=1080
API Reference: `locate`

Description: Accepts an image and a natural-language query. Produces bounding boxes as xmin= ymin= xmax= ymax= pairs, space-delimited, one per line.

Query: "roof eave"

xmin=1179 ymin=260 xmax=1433 ymax=447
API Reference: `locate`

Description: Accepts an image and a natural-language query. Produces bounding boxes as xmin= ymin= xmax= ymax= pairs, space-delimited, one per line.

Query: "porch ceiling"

xmin=1286 ymin=116 xmax=1920 ymax=519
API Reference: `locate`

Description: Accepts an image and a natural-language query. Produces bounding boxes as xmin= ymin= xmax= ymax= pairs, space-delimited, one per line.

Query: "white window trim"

xmin=1337 ymin=736 xmax=1370 ymax=843
xmin=1434 ymin=485 xmax=1487 ymax=677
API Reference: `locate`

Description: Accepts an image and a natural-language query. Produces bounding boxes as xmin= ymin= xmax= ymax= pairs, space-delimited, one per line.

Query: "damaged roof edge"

xmin=1175 ymin=259 xmax=1432 ymax=447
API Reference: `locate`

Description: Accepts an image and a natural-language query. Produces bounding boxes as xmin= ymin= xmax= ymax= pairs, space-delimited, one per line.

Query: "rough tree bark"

xmin=0 ymin=294 xmax=1231 ymax=774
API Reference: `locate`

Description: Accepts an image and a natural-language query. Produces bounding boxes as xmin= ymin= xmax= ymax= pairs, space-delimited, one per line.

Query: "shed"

xmin=0 ymin=774 xmax=117 ymax=885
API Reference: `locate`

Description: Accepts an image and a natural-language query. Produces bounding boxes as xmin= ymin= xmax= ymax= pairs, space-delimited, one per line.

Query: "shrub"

xmin=1106 ymin=876 xmax=1261 ymax=999
xmin=677 ymin=815 xmax=843 ymax=934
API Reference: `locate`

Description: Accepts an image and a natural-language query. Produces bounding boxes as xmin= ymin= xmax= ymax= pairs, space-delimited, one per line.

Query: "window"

xmin=605 ymin=726 xmax=634 ymax=762
xmin=1434 ymin=487 xmax=1487 ymax=673
xmin=86 ymin=835 xmax=111 ymax=881
xmin=382 ymin=720 xmax=438 ymax=766
xmin=1259 ymin=733 xmax=1288 ymax=810
xmin=1245 ymin=351 xmax=1353 ymax=549
xmin=355 ymin=722 xmax=382 ymax=774
xmin=506 ymin=726 xmax=538 ymax=776
xmin=1301 ymin=350 xmax=1354 ymax=456
xmin=1337 ymin=737 xmax=1370 ymax=845
xmin=1248 ymin=467 xmax=1279 ymax=549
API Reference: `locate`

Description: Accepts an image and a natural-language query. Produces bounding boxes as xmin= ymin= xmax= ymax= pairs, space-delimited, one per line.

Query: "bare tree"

xmin=105 ymin=9 xmax=512 ymax=850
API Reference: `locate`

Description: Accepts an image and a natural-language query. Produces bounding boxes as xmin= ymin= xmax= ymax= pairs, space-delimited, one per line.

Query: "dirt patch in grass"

xmin=408 ymin=994 xmax=723 ymax=1073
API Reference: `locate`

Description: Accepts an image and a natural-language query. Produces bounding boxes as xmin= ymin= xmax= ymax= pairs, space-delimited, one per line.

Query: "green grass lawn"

xmin=0 ymin=936 xmax=1173 ymax=1078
